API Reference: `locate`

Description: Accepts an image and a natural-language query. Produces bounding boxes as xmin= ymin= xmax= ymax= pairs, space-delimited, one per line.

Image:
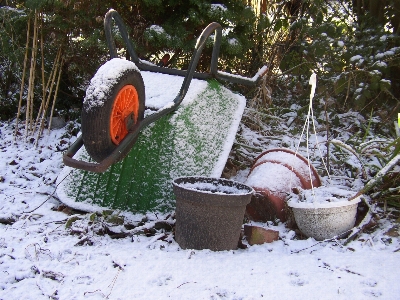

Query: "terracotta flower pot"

xmin=245 ymin=148 xmax=321 ymax=222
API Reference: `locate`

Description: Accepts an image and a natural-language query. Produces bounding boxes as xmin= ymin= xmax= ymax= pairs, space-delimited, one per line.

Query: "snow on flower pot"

xmin=173 ymin=176 xmax=254 ymax=251
xmin=287 ymin=186 xmax=361 ymax=241
xmin=245 ymin=148 xmax=321 ymax=222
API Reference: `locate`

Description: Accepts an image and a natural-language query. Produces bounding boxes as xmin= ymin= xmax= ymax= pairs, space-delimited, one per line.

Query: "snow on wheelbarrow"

xmin=57 ymin=9 xmax=267 ymax=213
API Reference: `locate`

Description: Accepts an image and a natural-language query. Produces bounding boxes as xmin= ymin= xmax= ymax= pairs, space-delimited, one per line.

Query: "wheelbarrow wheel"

xmin=81 ymin=59 xmax=145 ymax=163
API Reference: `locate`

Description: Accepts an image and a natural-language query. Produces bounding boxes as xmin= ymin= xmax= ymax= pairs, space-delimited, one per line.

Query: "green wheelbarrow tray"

xmin=57 ymin=9 xmax=267 ymax=213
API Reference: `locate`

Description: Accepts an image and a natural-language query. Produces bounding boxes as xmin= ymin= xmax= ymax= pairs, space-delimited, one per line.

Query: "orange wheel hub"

xmin=110 ymin=85 xmax=139 ymax=145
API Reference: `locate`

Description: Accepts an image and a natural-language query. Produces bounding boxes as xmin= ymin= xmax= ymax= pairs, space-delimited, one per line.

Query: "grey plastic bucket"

xmin=289 ymin=198 xmax=360 ymax=241
xmin=173 ymin=176 xmax=254 ymax=251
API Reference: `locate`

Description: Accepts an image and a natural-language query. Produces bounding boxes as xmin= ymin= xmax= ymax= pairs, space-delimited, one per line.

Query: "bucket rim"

xmin=173 ymin=176 xmax=254 ymax=196
xmin=287 ymin=195 xmax=361 ymax=209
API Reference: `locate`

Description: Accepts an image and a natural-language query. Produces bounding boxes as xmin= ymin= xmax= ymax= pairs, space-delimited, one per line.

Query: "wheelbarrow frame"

xmin=63 ymin=9 xmax=267 ymax=173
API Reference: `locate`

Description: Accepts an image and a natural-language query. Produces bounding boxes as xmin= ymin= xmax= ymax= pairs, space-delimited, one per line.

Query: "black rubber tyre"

xmin=81 ymin=60 xmax=145 ymax=163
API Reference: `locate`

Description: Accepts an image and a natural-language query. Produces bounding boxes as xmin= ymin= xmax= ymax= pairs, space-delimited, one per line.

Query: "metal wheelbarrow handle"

xmin=63 ymin=9 xmax=268 ymax=172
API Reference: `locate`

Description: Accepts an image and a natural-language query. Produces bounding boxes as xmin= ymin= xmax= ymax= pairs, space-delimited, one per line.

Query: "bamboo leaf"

xmin=65 ymin=216 xmax=81 ymax=228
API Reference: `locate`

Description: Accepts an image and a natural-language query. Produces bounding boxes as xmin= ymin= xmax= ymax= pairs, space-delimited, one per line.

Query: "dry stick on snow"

xmin=14 ymin=16 xmax=31 ymax=140
xmin=83 ymin=269 xmax=121 ymax=299
xmin=349 ymin=153 xmax=400 ymax=201
xmin=291 ymin=237 xmax=339 ymax=254
xmin=177 ymin=282 xmax=197 ymax=288
xmin=22 ymin=168 xmax=72 ymax=214
xmin=106 ymin=268 xmax=122 ymax=299
xmin=83 ymin=290 xmax=106 ymax=298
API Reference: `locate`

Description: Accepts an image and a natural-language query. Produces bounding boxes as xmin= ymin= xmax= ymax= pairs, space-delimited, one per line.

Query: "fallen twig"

xmin=106 ymin=268 xmax=121 ymax=299
xmin=291 ymin=239 xmax=333 ymax=254
xmin=23 ymin=170 xmax=72 ymax=214
xmin=177 ymin=281 xmax=197 ymax=288
xmin=84 ymin=289 xmax=105 ymax=298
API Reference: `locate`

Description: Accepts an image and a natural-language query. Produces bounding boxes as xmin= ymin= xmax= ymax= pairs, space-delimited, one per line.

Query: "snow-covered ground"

xmin=1 ymin=119 xmax=399 ymax=300
xmin=1 ymin=68 xmax=400 ymax=299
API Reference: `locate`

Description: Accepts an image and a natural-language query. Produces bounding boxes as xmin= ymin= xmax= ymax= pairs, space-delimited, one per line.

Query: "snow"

xmin=146 ymin=25 xmax=171 ymax=41
xmin=174 ymin=178 xmax=253 ymax=195
xmin=287 ymin=186 xmax=362 ymax=208
xmin=142 ymin=70 xmax=245 ymax=180
xmin=217 ymin=65 xmax=268 ymax=84
xmin=350 ymin=55 xmax=363 ymax=62
xmin=246 ymin=162 xmax=302 ymax=194
xmin=148 ymin=25 xmax=165 ymax=34
xmin=141 ymin=71 xmax=207 ymax=110
xmin=1 ymin=72 xmax=400 ymax=299
xmin=0 ymin=6 xmax=25 ymax=14
xmin=228 ymin=38 xmax=238 ymax=46
xmin=374 ymin=61 xmax=387 ymax=68
xmin=210 ymin=4 xmax=227 ymax=11
xmin=253 ymin=150 xmax=318 ymax=182
xmin=375 ymin=50 xmax=396 ymax=59
xmin=83 ymin=58 xmax=140 ymax=111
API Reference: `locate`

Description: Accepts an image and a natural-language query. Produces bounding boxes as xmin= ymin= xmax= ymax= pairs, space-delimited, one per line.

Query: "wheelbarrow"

xmin=58 ymin=9 xmax=267 ymax=212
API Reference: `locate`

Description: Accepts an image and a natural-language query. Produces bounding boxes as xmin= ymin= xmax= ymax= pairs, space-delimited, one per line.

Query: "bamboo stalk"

xmin=40 ymin=11 xmax=45 ymax=108
xmin=25 ymin=10 xmax=38 ymax=138
xmin=33 ymin=56 xmax=57 ymax=135
xmin=47 ymin=56 xmax=63 ymax=133
xmin=14 ymin=16 xmax=31 ymax=140
xmin=324 ymin=100 xmax=330 ymax=175
xmin=36 ymin=48 xmax=61 ymax=143
xmin=30 ymin=11 xmax=39 ymax=132
xmin=33 ymin=12 xmax=46 ymax=134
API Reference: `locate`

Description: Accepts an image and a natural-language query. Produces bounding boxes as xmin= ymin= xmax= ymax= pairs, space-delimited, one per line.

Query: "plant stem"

xmin=14 ymin=16 xmax=30 ymax=140
xmin=349 ymin=153 xmax=400 ymax=200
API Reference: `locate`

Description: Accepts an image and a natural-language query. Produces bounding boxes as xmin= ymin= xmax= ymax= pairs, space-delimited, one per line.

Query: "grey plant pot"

xmin=288 ymin=198 xmax=361 ymax=241
xmin=173 ymin=176 xmax=254 ymax=251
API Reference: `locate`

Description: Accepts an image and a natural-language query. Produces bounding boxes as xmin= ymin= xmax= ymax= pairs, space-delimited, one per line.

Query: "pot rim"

xmin=252 ymin=148 xmax=322 ymax=187
xmin=173 ymin=176 xmax=255 ymax=196
xmin=287 ymin=195 xmax=361 ymax=209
